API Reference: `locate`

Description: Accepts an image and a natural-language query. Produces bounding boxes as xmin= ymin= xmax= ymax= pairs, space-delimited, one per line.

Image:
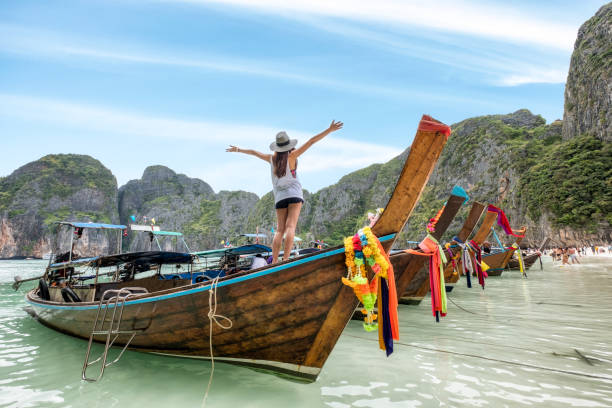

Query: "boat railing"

xmin=82 ymin=287 xmax=149 ymax=382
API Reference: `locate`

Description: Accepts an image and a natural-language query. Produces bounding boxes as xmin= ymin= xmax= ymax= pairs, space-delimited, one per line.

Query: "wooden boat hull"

xmin=25 ymin=114 xmax=452 ymax=381
xmin=507 ymin=237 xmax=548 ymax=271
xmin=508 ymin=252 xmax=540 ymax=270
xmin=400 ymin=202 xmax=485 ymax=304
xmin=28 ymin=241 xmax=395 ymax=381
xmin=482 ymin=249 xmax=514 ymax=276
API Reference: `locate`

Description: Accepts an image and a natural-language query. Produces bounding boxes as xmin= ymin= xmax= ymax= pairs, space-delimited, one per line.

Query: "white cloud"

xmin=497 ymin=70 xmax=568 ymax=86
xmin=0 ymin=94 xmax=403 ymax=195
xmin=293 ymin=17 xmax=569 ymax=87
xmin=176 ymin=0 xmax=577 ymax=51
xmin=0 ymin=24 xmax=490 ymax=102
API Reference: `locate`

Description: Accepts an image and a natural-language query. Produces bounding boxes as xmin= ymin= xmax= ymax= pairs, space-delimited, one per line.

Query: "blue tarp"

xmin=153 ymin=230 xmax=183 ymax=236
xmin=49 ymin=256 xmax=100 ymax=269
xmin=193 ymin=244 xmax=272 ymax=258
xmin=58 ymin=222 xmax=127 ymax=230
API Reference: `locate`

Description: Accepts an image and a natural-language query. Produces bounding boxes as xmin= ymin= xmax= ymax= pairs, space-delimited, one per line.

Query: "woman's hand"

xmin=226 ymin=145 xmax=240 ymax=153
xmin=328 ymin=120 xmax=343 ymax=133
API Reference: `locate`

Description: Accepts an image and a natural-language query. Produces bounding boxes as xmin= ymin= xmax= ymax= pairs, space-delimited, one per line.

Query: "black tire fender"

xmin=61 ymin=286 xmax=81 ymax=303
xmin=38 ymin=279 xmax=50 ymax=301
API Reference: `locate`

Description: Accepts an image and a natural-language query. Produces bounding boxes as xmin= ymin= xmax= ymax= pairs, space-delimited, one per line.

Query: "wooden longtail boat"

xmin=440 ymin=202 xmax=486 ymax=291
xmin=507 ymin=237 xmax=550 ymax=271
xmin=25 ymin=115 xmax=451 ymax=382
xmin=446 ymin=207 xmax=498 ymax=286
xmin=389 ymin=192 xmax=467 ymax=305
xmin=482 ymin=226 xmax=527 ymax=276
xmin=399 ymin=201 xmax=485 ymax=305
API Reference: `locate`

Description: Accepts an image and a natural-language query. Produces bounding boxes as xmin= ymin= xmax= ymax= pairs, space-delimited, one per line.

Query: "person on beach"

xmin=569 ymin=247 xmax=580 ymax=264
xmin=562 ymin=248 xmax=570 ymax=266
xmin=227 ymin=120 xmax=343 ymax=263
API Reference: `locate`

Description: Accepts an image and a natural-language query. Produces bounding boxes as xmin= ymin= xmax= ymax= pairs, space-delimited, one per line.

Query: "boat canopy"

xmin=239 ymin=233 xmax=267 ymax=238
xmin=193 ymin=244 xmax=272 ymax=258
xmin=93 ymin=251 xmax=193 ymax=267
xmin=49 ymin=256 xmax=100 ymax=270
xmin=129 ymin=224 xmax=161 ymax=232
xmin=48 ymin=251 xmax=193 ymax=270
xmin=58 ymin=222 xmax=127 ymax=230
xmin=153 ymin=231 xmax=183 ymax=237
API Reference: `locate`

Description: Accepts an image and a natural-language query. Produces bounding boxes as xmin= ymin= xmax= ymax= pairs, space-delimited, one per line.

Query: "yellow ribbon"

xmin=512 ymin=243 xmax=525 ymax=276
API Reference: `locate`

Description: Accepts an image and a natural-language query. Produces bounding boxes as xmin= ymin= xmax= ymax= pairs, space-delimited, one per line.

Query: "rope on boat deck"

xmin=201 ymin=275 xmax=233 ymax=408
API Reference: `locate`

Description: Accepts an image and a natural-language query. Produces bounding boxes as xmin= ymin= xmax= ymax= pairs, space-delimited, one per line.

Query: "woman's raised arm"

xmin=226 ymin=145 xmax=271 ymax=162
xmin=293 ymin=120 xmax=343 ymax=158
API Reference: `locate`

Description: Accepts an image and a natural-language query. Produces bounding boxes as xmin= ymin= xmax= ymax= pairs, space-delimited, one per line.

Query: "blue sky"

xmin=0 ymin=0 xmax=607 ymax=196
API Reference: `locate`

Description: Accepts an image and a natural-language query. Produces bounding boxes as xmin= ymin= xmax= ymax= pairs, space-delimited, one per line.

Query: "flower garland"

xmin=342 ymin=226 xmax=399 ymax=355
xmin=427 ymin=205 xmax=445 ymax=233
xmin=342 ymin=227 xmax=389 ymax=331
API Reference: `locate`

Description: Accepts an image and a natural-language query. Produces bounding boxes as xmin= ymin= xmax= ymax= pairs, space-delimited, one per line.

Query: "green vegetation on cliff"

xmin=184 ymin=199 xmax=222 ymax=237
xmin=0 ymin=154 xmax=117 ymax=224
xmin=519 ymin=134 xmax=612 ymax=230
xmin=0 ymin=154 xmax=116 ymax=219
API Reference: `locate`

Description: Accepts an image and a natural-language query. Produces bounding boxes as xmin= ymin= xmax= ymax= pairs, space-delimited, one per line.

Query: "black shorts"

xmin=275 ymin=197 xmax=304 ymax=209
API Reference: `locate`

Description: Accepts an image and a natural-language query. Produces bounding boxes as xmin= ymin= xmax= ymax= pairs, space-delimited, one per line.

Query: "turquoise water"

xmin=1 ymin=257 xmax=611 ymax=407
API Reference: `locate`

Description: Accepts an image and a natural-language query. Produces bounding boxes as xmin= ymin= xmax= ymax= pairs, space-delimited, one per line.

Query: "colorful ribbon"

xmin=512 ymin=243 xmax=526 ymax=277
xmin=467 ymin=240 xmax=488 ymax=289
xmin=487 ymin=205 xmax=524 ymax=238
xmin=405 ymin=234 xmax=447 ymax=322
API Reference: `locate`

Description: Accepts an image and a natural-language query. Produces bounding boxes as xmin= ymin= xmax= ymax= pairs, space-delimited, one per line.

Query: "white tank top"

xmin=270 ymin=157 xmax=303 ymax=204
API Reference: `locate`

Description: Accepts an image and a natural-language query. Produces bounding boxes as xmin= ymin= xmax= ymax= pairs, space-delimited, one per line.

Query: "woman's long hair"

xmin=273 ymin=149 xmax=296 ymax=178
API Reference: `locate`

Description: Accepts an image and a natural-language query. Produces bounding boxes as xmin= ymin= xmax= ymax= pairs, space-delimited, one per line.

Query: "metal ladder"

xmin=82 ymin=287 xmax=149 ymax=382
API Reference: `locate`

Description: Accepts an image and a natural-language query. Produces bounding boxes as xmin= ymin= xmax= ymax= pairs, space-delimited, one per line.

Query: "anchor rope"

xmin=201 ymin=275 xmax=233 ymax=408
xmin=343 ymin=334 xmax=612 ymax=380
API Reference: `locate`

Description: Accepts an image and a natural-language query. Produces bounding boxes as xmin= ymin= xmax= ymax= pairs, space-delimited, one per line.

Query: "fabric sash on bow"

xmin=511 ymin=243 xmax=526 ymax=277
xmin=467 ymin=240 xmax=488 ymax=289
xmin=405 ymin=234 xmax=447 ymax=322
xmin=374 ymin=238 xmax=400 ymax=356
xmin=342 ymin=227 xmax=399 ymax=356
xmin=453 ymin=237 xmax=473 ymax=288
xmin=487 ymin=205 xmax=525 ymax=238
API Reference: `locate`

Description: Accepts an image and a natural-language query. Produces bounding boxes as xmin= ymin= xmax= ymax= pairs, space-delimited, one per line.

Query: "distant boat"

xmin=507 ymin=237 xmax=550 ymax=271
xmin=42 ymin=252 xmax=52 ymax=260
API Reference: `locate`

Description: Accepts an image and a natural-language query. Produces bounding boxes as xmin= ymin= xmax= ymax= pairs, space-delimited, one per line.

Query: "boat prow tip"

xmin=418 ymin=115 xmax=452 ymax=137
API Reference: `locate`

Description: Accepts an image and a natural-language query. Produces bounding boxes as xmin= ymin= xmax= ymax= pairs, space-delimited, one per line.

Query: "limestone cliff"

xmin=563 ymin=3 xmax=612 ymax=141
xmin=0 ymin=154 xmax=119 ymax=258
xmin=118 ymin=166 xmax=258 ymax=250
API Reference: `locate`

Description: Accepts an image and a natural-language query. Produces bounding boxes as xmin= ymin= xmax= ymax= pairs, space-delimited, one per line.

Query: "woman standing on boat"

xmin=227 ymin=120 xmax=343 ymax=263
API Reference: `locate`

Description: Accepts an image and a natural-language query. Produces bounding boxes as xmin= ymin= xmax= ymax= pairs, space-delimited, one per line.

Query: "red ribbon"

xmin=487 ymin=205 xmax=524 ymax=238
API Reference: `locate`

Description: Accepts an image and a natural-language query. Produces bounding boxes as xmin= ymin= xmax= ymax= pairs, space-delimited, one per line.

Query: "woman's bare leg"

xmin=282 ymin=202 xmax=303 ymax=261
xmin=273 ymin=208 xmax=288 ymax=263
